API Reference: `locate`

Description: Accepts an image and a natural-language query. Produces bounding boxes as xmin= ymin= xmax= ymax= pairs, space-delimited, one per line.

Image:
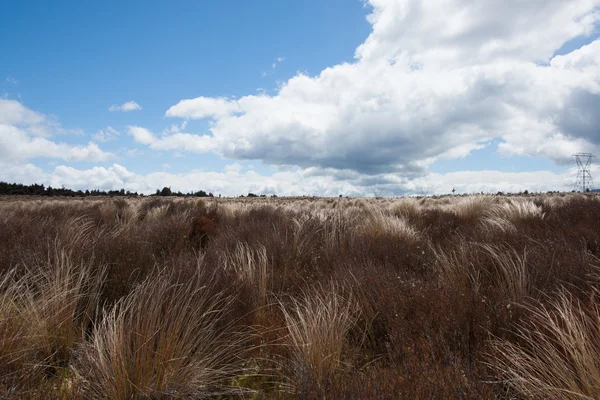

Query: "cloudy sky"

xmin=1 ymin=0 xmax=599 ymax=196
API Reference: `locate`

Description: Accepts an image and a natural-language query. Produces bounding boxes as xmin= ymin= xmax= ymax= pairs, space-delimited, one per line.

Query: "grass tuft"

xmin=73 ymin=268 xmax=248 ymax=399
xmin=280 ymin=284 xmax=359 ymax=389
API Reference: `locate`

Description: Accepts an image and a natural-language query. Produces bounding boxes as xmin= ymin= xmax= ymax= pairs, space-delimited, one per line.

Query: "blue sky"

xmin=1 ymin=0 xmax=372 ymax=178
xmin=1 ymin=1 xmax=599 ymax=195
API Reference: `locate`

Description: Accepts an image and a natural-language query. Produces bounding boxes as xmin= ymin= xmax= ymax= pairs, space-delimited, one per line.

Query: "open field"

xmin=0 ymin=194 xmax=599 ymax=399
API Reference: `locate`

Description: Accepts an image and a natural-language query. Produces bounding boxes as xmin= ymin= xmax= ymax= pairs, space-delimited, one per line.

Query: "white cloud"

xmin=48 ymin=164 xmax=136 ymax=190
xmin=150 ymin=133 xmax=214 ymax=152
xmin=92 ymin=126 xmax=119 ymax=142
xmin=0 ymin=99 xmax=113 ymax=163
xmin=7 ymin=1 xmax=598 ymax=196
xmin=5 ymin=76 xmax=18 ymax=85
xmin=0 ymin=125 xmax=112 ymax=162
xmin=0 ymin=99 xmax=45 ymax=127
xmin=108 ymin=101 xmax=142 ymax=112
xmin=356 ymin=0 xmax=599 ymax=66
xmin=406 ymin=170 xmax=577 ymax=195
xmin=1 ymin=161 xmax=592 ymax=196
xmin=224 ymin=163 xmax=243 ymax=173
xmin=127 ymin=125 xmax=215 ymax=153
xmin=128 ymin=126 xmax=156 ymax=145
xmin=124 ymin=148 xmax=143 ymax=157
xmin=161 ymin=0 xmax=600 ymax=179
xmin=0 ymin=161 xmax=47 ymax=185
xmin=165 ymin=97 xmax=239 ymax=119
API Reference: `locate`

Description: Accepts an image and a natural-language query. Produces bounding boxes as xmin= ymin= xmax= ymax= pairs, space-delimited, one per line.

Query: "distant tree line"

xmin=240 ymin=193 xmax=274 ymax=198
xmin=0 ymin=182 xmax=216 ymax=198
xmin=154 ymin=187 xmax=214 ymax=197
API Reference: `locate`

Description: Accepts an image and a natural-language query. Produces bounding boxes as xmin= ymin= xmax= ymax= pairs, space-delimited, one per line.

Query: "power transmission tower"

xmin=574 ymin=153 xmax=595 ymax=192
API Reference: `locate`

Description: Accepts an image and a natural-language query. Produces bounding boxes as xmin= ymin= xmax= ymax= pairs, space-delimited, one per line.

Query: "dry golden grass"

xmin=0 ymin=192 xmax=598 ymax=398
xmin=0 ymin=246 xmax=104 ymax=396
xmin=482 ymin=198 xmax=545 ymax=233
xmin=73 ymin=268 xmax=248 ymax=399
xmin=490 ymin=290 xmax=600 ymax=399
xmin=279 ymin=284 xmax=358 ymax=388
xmin=222 ymin=241 xmax=270 ymax=316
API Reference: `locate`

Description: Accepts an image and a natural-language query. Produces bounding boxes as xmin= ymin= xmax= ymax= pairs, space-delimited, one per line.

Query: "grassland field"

xmin=0 ymin=193 xmax=599 ymax=399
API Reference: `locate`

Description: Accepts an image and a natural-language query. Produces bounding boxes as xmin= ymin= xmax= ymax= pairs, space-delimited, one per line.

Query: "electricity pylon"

xmin=574 ymin=153 xmax=595 ymax=192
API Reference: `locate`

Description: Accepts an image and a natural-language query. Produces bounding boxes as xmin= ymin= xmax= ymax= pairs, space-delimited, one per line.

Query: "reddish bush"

xmin=188 ymin=215 xmax=216 ymax=248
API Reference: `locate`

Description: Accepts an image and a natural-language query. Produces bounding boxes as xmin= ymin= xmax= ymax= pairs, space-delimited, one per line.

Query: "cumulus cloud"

xmin=162 ymin=0 xmax=600 ymax=178
xmin=355 ymin=0 xmax=599 ymax=66
xmin=108 ymin=101 xmax=142 ymax=112
xmin=0 ymin=161 xmax=47 ymax=185
xmin=128 ymin=126 xmax=156 ymax=145
xmin=0 ymin=99 xmax=113 ymax=163
xmin=127 ymin=125 xmax=214 ymax=153
xmin=0 ymin=99 xmax=45 ymax=127
xmin=0 ymin=125 xmax=112 ymax=162
xmin=5 ymin=1 xmax=599 ymax=196
xmin=92 ymin=126 xmax=119 ymax=142
xmin=1 ymin=161 xmax=592 ymax=196
xmin=224 ymin=163 xmax=243 ymax=173
xmin=166 ymin=97 xmax=240 ymax=119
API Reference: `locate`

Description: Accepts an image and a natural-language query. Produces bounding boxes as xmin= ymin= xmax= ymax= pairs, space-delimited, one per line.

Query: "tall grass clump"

xmin=433 ymin=241 xmax=529 ymax=303
xmin=359 ymin=209 xmax=420 ymax=243
xmin=280 ymin=284 xmax=359 ymax=389
xmin=452 ymin=195 xmax=494 ymax=222
xmin=322 ymin=210 xmax=354 ymax=255
xmin=389 ymin=198 xmax=421 ymax=222
xmin=222 ymin=242 xmax=270 ymax=316
xmin=481 ymin=244 xmax=530 ymax=303
xmin=432 ymin=240 xmax=481 ymax=293
xmin=490 ymin=290 xmax=600 ymax=400
xmin=73 ymin=268 xmax=248 ymax=399
xmin=482 ymin=199 xmax=545 ymax=233
xmin=0 ymin=246 xmax=104 ymax=394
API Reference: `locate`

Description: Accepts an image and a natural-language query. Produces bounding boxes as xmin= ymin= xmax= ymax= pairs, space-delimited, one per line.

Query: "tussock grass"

xmin=389 ymin=198 xmax=421 ymax=221
xmin=322 ymin=210 xmax=355 ymax=254
xmin=482 ymin=199 xmax=545 ymax=233
xmin=434 ymin=241 xmax=529 ymax=303
xmin=452 ymin=195 xmax=494 ymax=222
xmin=222 ymin=242 xmax=270 ymax=314
xmin=481 ymin=243 xmax=530 ymax=303
xmin=0 ymin=193 xmax=598 ymax=397
xmin=359 ymin=209 xmax=420 ymax=242
xmin=280 ymin=284 xmax=359 ymax=388
xmin=144 ymin=203 xmax=172 ymax=222
xmin=490 ymin=290 xmax=600 ymax=400
xmin=0 ymin=246 xmax=104 ymax=394
xmin=73 ymin=268 xmax=248 ymax=399
xmin=432 ymin=240 xmax=481 ymax=293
